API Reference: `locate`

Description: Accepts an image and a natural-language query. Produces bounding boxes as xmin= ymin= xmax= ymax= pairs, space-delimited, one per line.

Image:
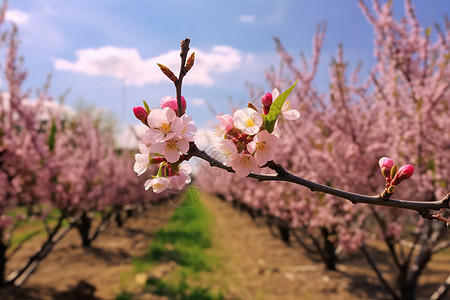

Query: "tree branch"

xmin=187 ymin=143 xmax=449 ymax=220
xmin=175 ymin=38 xmax=190 ymax=117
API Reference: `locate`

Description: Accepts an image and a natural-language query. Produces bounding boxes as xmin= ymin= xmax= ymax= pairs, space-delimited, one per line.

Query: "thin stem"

xmin=175 ymin=38 xmax=190 ymax=117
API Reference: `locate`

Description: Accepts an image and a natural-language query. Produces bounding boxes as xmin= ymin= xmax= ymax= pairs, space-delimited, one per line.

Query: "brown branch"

xmin=175 ymin=38 xmax=190 ymax=117
xmin=187 ymin=143 xmax=449 ymax=219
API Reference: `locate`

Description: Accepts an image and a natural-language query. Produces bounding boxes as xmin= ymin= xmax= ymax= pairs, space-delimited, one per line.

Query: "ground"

xmin=2 ymin=193 xmax=449 ymax=299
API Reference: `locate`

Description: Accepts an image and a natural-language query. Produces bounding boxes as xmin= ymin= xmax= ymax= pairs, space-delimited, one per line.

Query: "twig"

xmin=175 ymin=38 xmax=190 ymax=117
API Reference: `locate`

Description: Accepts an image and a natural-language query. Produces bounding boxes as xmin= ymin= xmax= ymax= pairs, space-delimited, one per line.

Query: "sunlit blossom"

xmin=144 ymin=176 xmax=170 ymax=193
xmin=169 ymin=164 xmax=192 ymax=190
xmin=134 ymin=143 xmax=151 ymax=175
xmin=230 ymin=153 xmax=259 ymax=177
xmin=281 ymin=101 xmax=300 ymax=120
xmin=210 ymin=138 xmax=238 ymax=165
xmin=151 ymin=137 xmax=189 ymax=163
xmin=233 ymin=107 xmax=263 ymax=135
xmin=247 ymin=130 xmax=279 ymax=166
xmin=146 ymin=107 xmax=183 ymax=142
xmin=179 ymin=114 xmax=197 ymax=142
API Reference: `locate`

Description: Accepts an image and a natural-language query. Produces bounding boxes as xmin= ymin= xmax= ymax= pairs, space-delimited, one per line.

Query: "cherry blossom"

xmin=179 ymin=114 xmax=197 ymax=142
xmin=281 ymin=101 xmax=300 ymax=120
xmin=161 ymin=96 xmax=187 ymax=115
xmin=233 ymin=107 xmax=263 ymax=135
xmin=210 ymin=138 xmax=238 ymax=165
xmin=247 ymin=130 xmax=279 ymax=166
xmin=144 ymin=176 xmax=170 ymax=193
xmin=169 ymin=164 xmax=192 ymax=190
xmin=151 ymin=136 xmax=189 ymax=163
xmin=230 ymin=154 xmax=259 ymax=177
xmin=146 ymin=107 xmax=183 ymax=142
xmin=134 ymin=143 xmax=151 ymax=175
xmin=216 ymin=114 xmax=234 ymax=133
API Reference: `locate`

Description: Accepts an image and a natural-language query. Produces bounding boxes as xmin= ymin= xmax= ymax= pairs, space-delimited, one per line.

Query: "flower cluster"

xmin=211 ymin=88 xmax=300 ymax=177
xmin=379 ymin=157 xmax=415 ymax=193
xmin=133 ymin=96 xmax=196 ymax=193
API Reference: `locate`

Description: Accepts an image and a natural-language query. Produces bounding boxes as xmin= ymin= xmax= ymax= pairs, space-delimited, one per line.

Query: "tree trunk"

xmin=321 ymin=227 xmax=337 ymax=270
xmin=76 ymin=213 xmax=92 ymax=247
xmin=0 ymin=230 xmax=7 ymax=287
xmin=278 ymin=224 xmax=290 ymax=245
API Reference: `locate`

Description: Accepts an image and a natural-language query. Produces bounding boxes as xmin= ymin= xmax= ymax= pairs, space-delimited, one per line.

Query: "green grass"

xmin=7 ymin=207 xmax=70 ymax=249
xmin=118 ymin=188 xmax=225 ymax=300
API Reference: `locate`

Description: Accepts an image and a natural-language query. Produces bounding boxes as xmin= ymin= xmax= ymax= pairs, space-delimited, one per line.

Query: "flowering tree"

xmin=133 ymin=1 xmax=449 ymax=299
xmin=0 ymin=1 xmax=165 ymax=286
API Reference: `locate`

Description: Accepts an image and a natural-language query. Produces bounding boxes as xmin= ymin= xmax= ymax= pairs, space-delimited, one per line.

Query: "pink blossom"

xmin=134 ymin=144 xmax=151 ymax=175
xmin=146 ymin=107 xmax=183 ymax=143
xmin=179 ymin=115 xmax=197 ymax=142
xmin=169 ymin=164 xmax=192 ymax=190
xmin=133 ymin=106 xmax=149 ymax=125
xmin=230 ymin=154 xmax=259 ymax=177
xmin=161 ymin=96 xmax=187 ymax=115
xmin=281 ymin=101 xmax=300 ymax=120
xmin=210 ymin=138 xmax=238 ymax=165
xmin=233 ymin=107 xmax=263 ymax=135
xmin=247 ymin=130 xmax=279 ymax=166
xmin=151 ymin=137 xmax=189 ymax=163
xmin=272 ymin=88 xmax=280 ymax=99
xmin=216 ymin=114 xmax=234 ymax=132
xmin=144 ymin=177 xmax=170 ymax=193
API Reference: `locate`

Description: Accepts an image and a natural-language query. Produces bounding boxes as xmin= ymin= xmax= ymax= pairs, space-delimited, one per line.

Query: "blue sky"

xmin=5 ymin=0 xmax=449 ymax=134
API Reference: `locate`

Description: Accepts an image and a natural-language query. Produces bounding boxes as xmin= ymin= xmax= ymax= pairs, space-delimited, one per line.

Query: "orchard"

xmin=1 ymin=0 xmax=449 ymax=299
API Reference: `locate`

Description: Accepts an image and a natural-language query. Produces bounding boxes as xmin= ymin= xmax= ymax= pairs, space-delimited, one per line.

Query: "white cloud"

xmin=239 ymin=14 xmax=255 ymax=23
xmin=5 ymin=9 xmax=30 ymax=25
xmin=192 ymin=98 xmax=206 ymax=106
xmin=54 ymin=45 xmax=243 ymax=87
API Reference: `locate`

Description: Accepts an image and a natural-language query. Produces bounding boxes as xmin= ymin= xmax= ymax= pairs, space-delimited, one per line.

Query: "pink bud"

xmin=396 ymin=164 xmax=414 ymax=180
xmin=216 ymin=114 xmax=234 ymax=132
xmin=379 ymin=157 xmax=395 ymax=179
xmin=392 ymin=164 xmax=414 ymax=185
xmin=133 ymin=106 xmax=149 ymax=125
xmin=262 ymin=92 xmax=273 ymax=107
xmin=161 ymin=96 xmax=187 ymax=115
xmin=379 ymin=157 xmax=395 ymax=169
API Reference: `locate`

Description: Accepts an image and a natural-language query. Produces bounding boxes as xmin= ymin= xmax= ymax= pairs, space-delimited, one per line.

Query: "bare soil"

xmin=2 ymin=194 xmax=449 ymax=299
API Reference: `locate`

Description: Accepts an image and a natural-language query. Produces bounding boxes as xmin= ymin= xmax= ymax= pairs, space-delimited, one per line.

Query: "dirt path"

xmin=201 ymin=193 xmax=383 ymax=300
xmin=3 ymin=202 xmax=176 ymax=300
xmin=2 ymin=193 xmax=447 ymax=299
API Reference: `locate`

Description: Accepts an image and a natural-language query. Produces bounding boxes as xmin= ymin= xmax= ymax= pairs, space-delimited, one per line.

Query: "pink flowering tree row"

xmin=133 ymin=1 xmax=449 ymax=299
xmin=0 ymin=1 xmax=162 ymax=286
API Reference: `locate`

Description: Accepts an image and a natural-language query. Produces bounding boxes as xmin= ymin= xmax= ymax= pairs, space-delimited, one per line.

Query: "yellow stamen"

xmin=244 ymin=117 xmax=255 ymax=127
xmin=160 ymin=122 xmax=171 ymax=133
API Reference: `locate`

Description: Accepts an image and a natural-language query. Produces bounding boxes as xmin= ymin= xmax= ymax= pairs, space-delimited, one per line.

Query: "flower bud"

xmin=161 ymin=96 xmax=187 ymax=115
xmin=262 ymin=92 xmax=273 ymax=107
xmin=133 ymin=106 xmax=149 ymax=126
xmin=392 ymin=164 xmax=414 ymax=185
xmin=379 ymin=157 xmax=395 ymax=179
